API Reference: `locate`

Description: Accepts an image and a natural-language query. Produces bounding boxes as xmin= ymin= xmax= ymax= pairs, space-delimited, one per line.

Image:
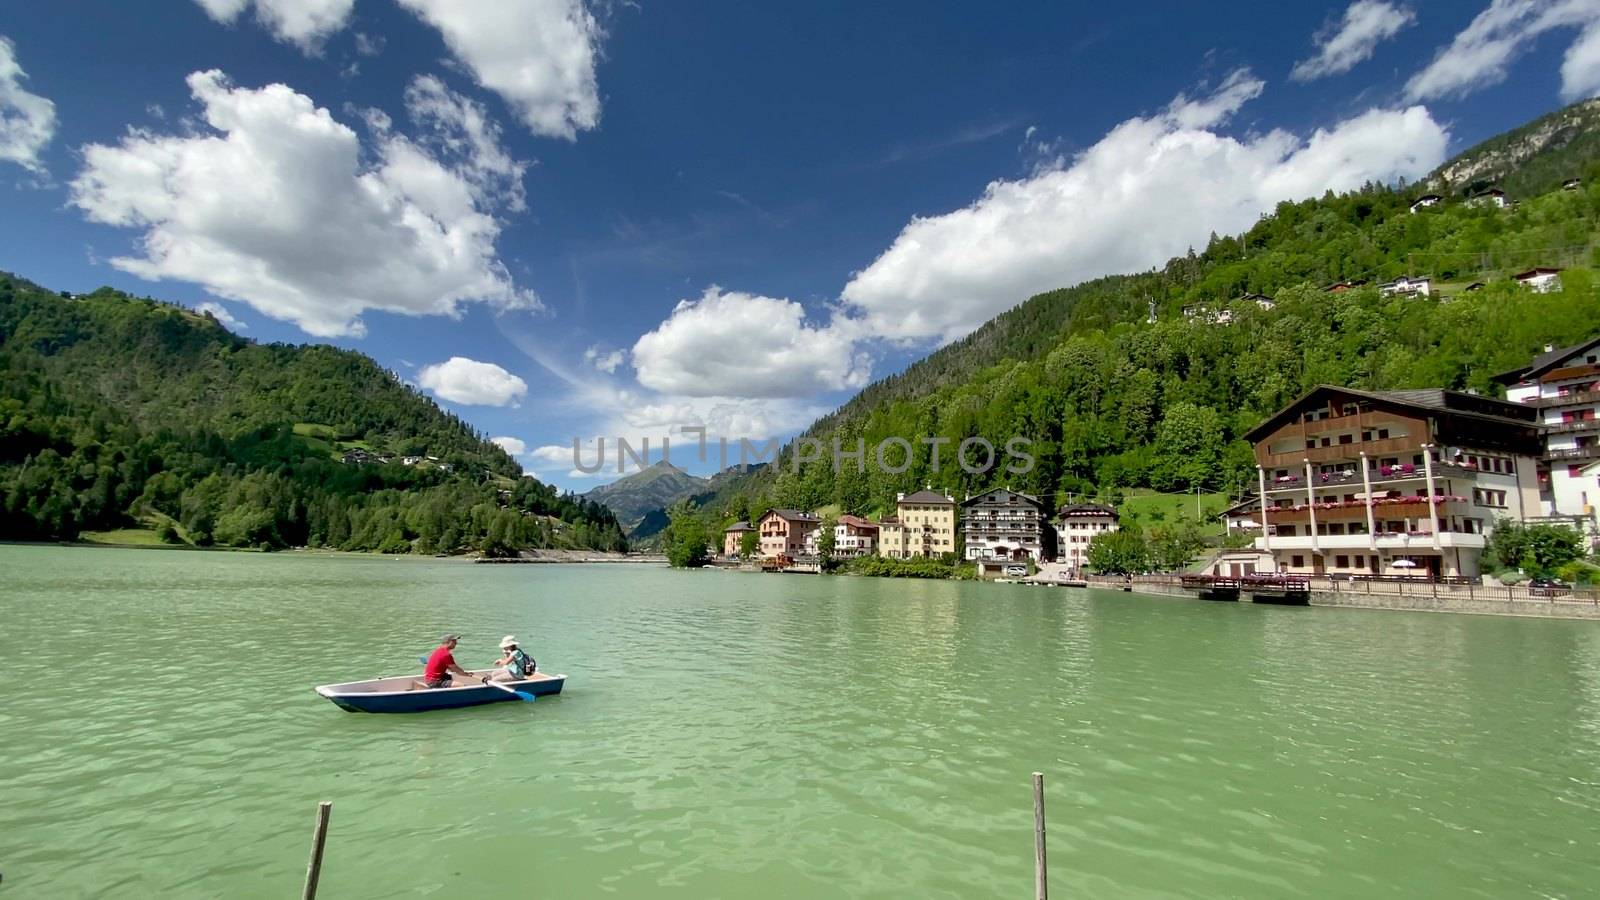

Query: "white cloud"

xmin=490 ymin=435 xmax=527 ymax=456
xmin=192 ymin=0 xmax=355 ymax=52
xmin=1405 ymin=0 xmax=1600 ymax=102
xmin=417 ymin=356 xmax=528 ymax=406
xmin=404 ymin=73 xmax=528 ymax=212
xmin=1561 ymin=18 xmax=1600 ymax=98
xmin=839 ymin=71 xmax=1449 ymax=343
xmin=354 ymin=31 xmax=385 ymax=56
xmin=584 ymin=344 xmax=625 ymax=373
xmin=394 ymin=0 xmax=602 ymax=139
xmin=528 ymin=443 xmax=573 ymax=463
xmin=631 ymin=287 xmax=871 ymax=399
xmin=195 ymin=301 xmax=247 ymax=330
xmin=70 ymin=70 xmax=534 ymax=338
xmin=1291 ymin=1 xmax=1417 ymax=81
xmin=0 ymin=35 xmax=57 ymax=174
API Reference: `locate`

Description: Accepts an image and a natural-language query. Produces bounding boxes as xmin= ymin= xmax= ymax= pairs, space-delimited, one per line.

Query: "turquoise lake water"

xmin=4 ymin=545 xmax=1600 ymax=897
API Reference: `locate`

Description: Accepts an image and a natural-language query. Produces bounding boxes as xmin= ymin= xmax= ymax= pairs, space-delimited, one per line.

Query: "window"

xmin=1339 ymin=434 xmax=1353 ymax=444
xmin=1377 ymin=429 xmax=1390 ymax=439
xmin=1335 ymin=555 xmax=1349 ymax=568
xmin=1292 ymin=555 xmax=1305 ymax=568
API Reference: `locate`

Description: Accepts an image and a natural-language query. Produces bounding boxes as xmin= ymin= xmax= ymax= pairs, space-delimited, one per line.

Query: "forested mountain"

xmin=0 ymin=277 xmax=626 ymax=553
xmin=582 ymin=460 xmax=707 ymax=531
xmin=675 ymin=119 xmax=1600 ymax=529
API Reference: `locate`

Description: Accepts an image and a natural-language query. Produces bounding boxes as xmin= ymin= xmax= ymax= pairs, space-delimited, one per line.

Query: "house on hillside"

xmin=1409 ymin=194 xmax=1442 ymax=213
xmin=342 ymin=448 xmax=374 ymax=465
xmin=1463 ymin=282 xmax=1486 ymax=292
xmin=1378 ymin=275 xmax=1431 ymax=298
xmin=1468 ymin=188 xmax=1508 ymax=208
xmin=962 ymin=488 xmax=1048 ymax=562
xmin=1324 ymin=280 xmax=1368 ymax=293
xmin=1182 ymin=304 xmax=1232 ymax=325
xmin=1513 ymin=267 xmax=1563 ymax=293
xmin=757 ymin=509 xmax=821 ymax=558
xmin=1241 ymin=292 xmax=1275 ymax=311
xmin=1564 ymin=178 xmax=1582 ymax=191
xmin=878 ymin=489 xmax=957 ymax=559
xmin=1219 ymin=497 xmax=1261 ymax=535
xmin=723 ymin=520 xmax=754 ymax=556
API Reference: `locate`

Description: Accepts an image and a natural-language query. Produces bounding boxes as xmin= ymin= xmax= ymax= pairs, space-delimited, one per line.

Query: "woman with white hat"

xmin=489 ymin=635 xmax=535 ymax=682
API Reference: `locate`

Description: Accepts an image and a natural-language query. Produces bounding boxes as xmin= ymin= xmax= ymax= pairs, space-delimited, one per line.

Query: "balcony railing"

xmin=1533 ymin=388 xmax=1600 ymax=408
xmin=1262 ymin=459 xmax=1482 ymax=491
xmin=1545 ymin=418 xmax=1600 ymax=433
xmin=1260 ymin=436 xmax=1423 ymax=468
xmin=1546 ymin=445 xmax=1600 ymax=460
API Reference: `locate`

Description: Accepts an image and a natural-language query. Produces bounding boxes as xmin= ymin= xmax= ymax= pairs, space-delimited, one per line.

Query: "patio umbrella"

xmin=1390 ymin=559 xmax=1418 ymax=568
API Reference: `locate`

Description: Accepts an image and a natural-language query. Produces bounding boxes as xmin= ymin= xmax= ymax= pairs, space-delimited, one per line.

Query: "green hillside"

xmin=682 ymin=127 xmax=1600 ymax=529
xmin=0 ymin=277 xmax=627 ymax=554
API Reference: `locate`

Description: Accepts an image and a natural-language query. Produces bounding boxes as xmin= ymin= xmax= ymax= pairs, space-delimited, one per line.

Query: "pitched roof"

xmin=899 ymin=489 xmax=954 ymax=504
xmin=1491 ymin=335 xmax=1600 ymax=384
xmin=961 ymin=487 xmax=1043 ymax=508
xmin=1513 ymin=267 xmax=1563 ymax=279
xmin=724 ymin=520 xmax=753 ymax=532
xmin=1242 ymin=384 xmax=1538 ymax=443
xmin=1059 ymin=503 xmax=1116 ymax=518
xmin=761 ymin=508 xmax=820 ymax=523
xmin=837 ymin=514 xmax=878 ymax=530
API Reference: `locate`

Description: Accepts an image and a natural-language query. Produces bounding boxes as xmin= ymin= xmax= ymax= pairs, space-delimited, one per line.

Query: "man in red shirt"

xmin=423 ymin=633 xmax=478 ymax=688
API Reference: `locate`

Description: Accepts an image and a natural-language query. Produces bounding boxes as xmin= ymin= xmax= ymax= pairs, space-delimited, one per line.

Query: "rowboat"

xmin=315 ymin=669 xmax=566 ymax=713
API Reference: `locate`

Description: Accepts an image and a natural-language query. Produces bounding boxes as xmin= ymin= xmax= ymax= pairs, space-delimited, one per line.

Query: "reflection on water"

xmin=3 ymin=545 xmax=1600 ymax=898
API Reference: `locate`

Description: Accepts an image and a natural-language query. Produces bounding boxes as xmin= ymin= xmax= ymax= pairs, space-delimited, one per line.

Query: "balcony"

xmin=1262 ymin=459 xmax=1481 ymax=493
xmin=1260 ymin=435 xmax=1422 ymax=469
xmin=1545 ymin=445 xmax=1600 ymax=461
xmin=1533 ymin=388 xmax=1600 ymax=408
xmin=1258 ymin=532 xmax=1486 ymax=551
xmin=1544 ymin=418 xmax=1600 ymax=433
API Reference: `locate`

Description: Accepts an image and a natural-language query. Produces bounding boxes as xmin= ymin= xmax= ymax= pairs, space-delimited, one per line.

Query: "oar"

xmin=418 ymin=656 xmax=536 ymax=703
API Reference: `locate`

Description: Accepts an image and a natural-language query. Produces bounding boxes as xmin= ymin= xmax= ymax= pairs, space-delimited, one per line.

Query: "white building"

xmin=961 ymin=488 xmax=1048 ymax=562
xmin=1513 ymin=267 xmax=1563 ymax=293
xmin=1409 ymin=194 xmax=1441 ymax=213
xmin=805 ymin=514 xmax=879 ymax=557
xmin=1057 ymin=504 xmax=1118 ymax=575
xmin=1378 ymin=275 xmax=1431 ymax=298
xmin=1495 ymin=337 xmax=1600 ymax=548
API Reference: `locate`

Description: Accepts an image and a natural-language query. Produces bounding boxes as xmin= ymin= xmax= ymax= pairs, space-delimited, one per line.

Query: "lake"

xmin=4 ymin=545 xmax=1600 ymax=898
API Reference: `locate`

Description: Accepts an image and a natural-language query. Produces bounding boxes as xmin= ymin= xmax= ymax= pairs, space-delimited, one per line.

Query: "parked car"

xmin=1528 ymin=578 xmax=1571 ymax=597
xmin=1004 ymin=564 xmax=1028 ymax=577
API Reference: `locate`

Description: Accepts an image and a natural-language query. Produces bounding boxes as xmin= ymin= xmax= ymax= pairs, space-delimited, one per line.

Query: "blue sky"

xmin=4 ymin=0 xmax=1599 ymax=491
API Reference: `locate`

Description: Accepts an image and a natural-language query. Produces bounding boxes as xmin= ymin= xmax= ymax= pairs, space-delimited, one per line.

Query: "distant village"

xmin=726 ymin=334 xmax=1600 ymax=583
xmin=1177 ymin=182 xmax=1572 ymax=326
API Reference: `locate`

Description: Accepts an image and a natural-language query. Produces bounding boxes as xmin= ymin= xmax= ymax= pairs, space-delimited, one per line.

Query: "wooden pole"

xmin=1032 ymin=772 xmax=1048 ymax=900
xmin=302 ymin=801 xmax=332 ymax=900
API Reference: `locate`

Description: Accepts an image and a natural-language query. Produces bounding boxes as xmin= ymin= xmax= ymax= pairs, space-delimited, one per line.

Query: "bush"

xmin=843 ymin=556 xmax=955 ymax=579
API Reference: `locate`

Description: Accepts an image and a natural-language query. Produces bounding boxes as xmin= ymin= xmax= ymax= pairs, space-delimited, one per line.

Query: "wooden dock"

xmin=1179 ymin=574 xmax=1310 ymax=605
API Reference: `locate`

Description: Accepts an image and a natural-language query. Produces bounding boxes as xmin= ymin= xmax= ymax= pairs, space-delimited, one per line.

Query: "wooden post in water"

xmin=302 ymin=801 xmax=332 ymax=900
xmin=1032 ymin=772 xmax=1048 ymax=900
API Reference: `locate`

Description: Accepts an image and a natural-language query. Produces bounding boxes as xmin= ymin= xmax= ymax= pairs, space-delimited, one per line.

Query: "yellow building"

xmin=878 ymin=489 xmax=957 ymax=559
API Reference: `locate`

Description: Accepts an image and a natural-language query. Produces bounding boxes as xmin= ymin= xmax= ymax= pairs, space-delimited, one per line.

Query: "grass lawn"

xmin=79 ymin=527 xmax=166 ymax=546
xmin=1116 ymin=489 xmax=1229 ymax=537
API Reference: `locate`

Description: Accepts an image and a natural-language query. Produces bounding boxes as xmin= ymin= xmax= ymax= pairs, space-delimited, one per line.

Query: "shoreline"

xmin=1117 ymin=580 xmax=1600 ymax=621
xmin=0 ymin=540 xmax=660 ymax=564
